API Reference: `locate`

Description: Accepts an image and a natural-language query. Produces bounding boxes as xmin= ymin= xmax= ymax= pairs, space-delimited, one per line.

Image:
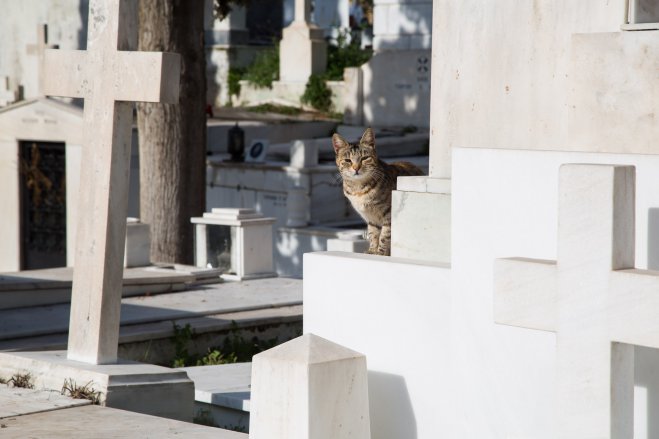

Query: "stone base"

xmin=221 ymin=272 xmax=278 ymax=281
xmin=0 ymin=351 xmax=194 ymax=421
xmin=391 ymin=176 xmax=451 ymax=263
xmin=271 ymin=81 xmax=307 ymax=105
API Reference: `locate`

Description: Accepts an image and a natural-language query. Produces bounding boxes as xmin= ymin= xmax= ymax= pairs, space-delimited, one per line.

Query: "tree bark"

xmin=137 ymin=0 xmax=206 ymax=264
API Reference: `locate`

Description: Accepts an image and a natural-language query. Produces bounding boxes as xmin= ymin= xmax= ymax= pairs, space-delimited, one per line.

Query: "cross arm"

xmin=609 ymin=268 xmax=659 ymax=349
xmin=42 ymin=49 xmax=181 ymax=103
xmin=43 ymin=49 xmax=88 ymax=98
xmin=116 ymin=51 xmax=181 ymax=104
xmin=494 ymin=257 xmax=557 ymax=332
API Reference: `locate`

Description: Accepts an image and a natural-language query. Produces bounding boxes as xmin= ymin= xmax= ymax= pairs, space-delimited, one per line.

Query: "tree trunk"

xmin=137 ymin=0 xmax=206 ymax=264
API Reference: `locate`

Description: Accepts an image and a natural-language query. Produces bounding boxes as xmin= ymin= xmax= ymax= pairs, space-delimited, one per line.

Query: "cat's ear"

xmin=360 ymin=127 xmax=375 ymax=150
xmin=332 ymin=133 xmax=348 ymax=154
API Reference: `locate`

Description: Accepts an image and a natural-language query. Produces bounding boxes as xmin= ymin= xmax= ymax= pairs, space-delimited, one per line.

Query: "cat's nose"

xmin=352 ymin=164 xmax=361 ymax=172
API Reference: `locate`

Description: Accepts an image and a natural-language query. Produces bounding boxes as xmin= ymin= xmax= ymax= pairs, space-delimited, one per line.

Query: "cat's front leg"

xmin=376 ymin=224 xmax=391 ymax=256
xmin=366 ymin=224 xmax=381 ymax=254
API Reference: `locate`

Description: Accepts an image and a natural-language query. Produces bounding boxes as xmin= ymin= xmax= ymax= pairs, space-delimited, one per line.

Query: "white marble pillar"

xmin=391 ymin=0 xmax=450 ymax=263
xmin=43 ymin=0 xmax=180 ymax=365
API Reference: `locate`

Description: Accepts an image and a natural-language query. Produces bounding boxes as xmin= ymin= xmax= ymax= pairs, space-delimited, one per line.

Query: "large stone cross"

xmin=43 ymin=0 xmax=180 ymax=365
xmin=494 ymin=164 xmax=659 ymax=438
xmin=26 ymin=24 xmax=59 ymax=95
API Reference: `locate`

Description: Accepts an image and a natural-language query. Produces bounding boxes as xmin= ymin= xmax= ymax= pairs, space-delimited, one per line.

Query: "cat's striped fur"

xmin=332 ymin=128 xmax=424 ymax=256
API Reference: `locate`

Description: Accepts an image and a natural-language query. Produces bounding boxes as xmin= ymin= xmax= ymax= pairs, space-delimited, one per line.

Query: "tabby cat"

xmin=332 ymin=128 xmax=424 ymax=256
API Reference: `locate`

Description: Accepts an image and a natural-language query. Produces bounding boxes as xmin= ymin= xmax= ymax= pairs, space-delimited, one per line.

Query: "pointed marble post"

xmin=279 ymin=0 xmax=326 ymax=83
xmin=26 ymin=24 xmax=59 ymax=96
xmin=43 ymin=0 xmax=180 ymax=365
xmin=250 ymin=334 xmax=371 ymax=439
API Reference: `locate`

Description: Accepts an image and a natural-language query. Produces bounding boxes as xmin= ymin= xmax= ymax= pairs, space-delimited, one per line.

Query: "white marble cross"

xmin=43 ymin=0 xmax=180 ymax=365
xmin=494 ymin=164 xmax=659 ymax=438
xmin=26 ymin=24 xmax=59 ymax=95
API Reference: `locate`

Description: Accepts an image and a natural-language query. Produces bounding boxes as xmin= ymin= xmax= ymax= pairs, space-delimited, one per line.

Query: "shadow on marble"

xmin=368 ymin=371 xmax=417 ymax=439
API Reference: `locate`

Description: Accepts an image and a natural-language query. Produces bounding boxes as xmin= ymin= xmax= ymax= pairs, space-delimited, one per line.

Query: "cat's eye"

xmin=343 ymin=159 xmax=352 ymax=164
xmin=363 ymin=157 xmax=373 ymax=162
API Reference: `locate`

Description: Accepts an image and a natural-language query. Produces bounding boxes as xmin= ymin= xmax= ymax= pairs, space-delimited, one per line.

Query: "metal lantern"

xmin=227 ymin=122 xmax=245 ymax=162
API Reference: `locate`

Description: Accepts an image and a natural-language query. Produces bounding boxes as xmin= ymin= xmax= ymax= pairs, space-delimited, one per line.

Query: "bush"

xmin=325 ymin=29 xmax=373 ymax=81
xmin=301 ymin=74 xmax=333 ymax=112
xmin=227 ymin=67 xmax=246 ymax=97
xmin=244 ymin=44 xmax=279 ymax=89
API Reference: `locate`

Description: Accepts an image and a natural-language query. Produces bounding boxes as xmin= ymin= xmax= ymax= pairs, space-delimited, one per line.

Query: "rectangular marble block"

xmin=0 ymin=351 xmax=194 ymax=422
xmin=124 ymin=220 xmax=150 ymax=268
xmin=391 ymin=190 xmax=451 ymax=263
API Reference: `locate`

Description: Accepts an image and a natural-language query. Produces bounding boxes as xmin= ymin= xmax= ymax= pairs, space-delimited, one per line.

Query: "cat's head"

xmin=332 ymin=128 xmax=378 ymax=180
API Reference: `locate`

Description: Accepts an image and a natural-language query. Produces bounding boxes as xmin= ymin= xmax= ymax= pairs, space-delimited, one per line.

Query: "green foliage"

xmin=228 ymin=67 xmax=246 ymax=97
xmin=301 ymin=74 xmax=333 ymax=113
xmin=169 ymin=321 xmax=279 ymax=368
xmin=244 ymin=45 xmax=279 ymax=89
xmin=197 ymin=349 xmax=237 ymax=366
xmin=171 ymin=323 xmax=195 ymax=368
xmin=325 ymin=29 xmax=373 ymax=81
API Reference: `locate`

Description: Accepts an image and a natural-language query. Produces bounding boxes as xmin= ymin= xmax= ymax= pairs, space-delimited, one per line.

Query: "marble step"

xmin=0 ymin=277 xmax=302 ymax=342
xmin=180 ymin=362 xmax=252 ymax=432
xmin=0 ymin=264 xmax=224 ymax=310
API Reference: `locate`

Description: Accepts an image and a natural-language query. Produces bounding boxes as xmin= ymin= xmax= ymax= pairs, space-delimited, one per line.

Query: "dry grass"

xmin=8 ymin=373 xmax=34 ymax=389
xmin=61 ymin=378 xmax=102 ymax=405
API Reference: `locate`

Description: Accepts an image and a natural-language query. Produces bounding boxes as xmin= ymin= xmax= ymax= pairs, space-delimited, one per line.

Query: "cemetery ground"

xmin=0 ymin=264 xmax=302 ymax=436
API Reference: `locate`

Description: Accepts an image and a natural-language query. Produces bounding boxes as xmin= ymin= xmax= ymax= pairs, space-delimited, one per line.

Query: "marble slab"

xmin=0 ymin=404 xmax=247 ymax=438
xmin=0 ymin=385 xmax=90 ymax=419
